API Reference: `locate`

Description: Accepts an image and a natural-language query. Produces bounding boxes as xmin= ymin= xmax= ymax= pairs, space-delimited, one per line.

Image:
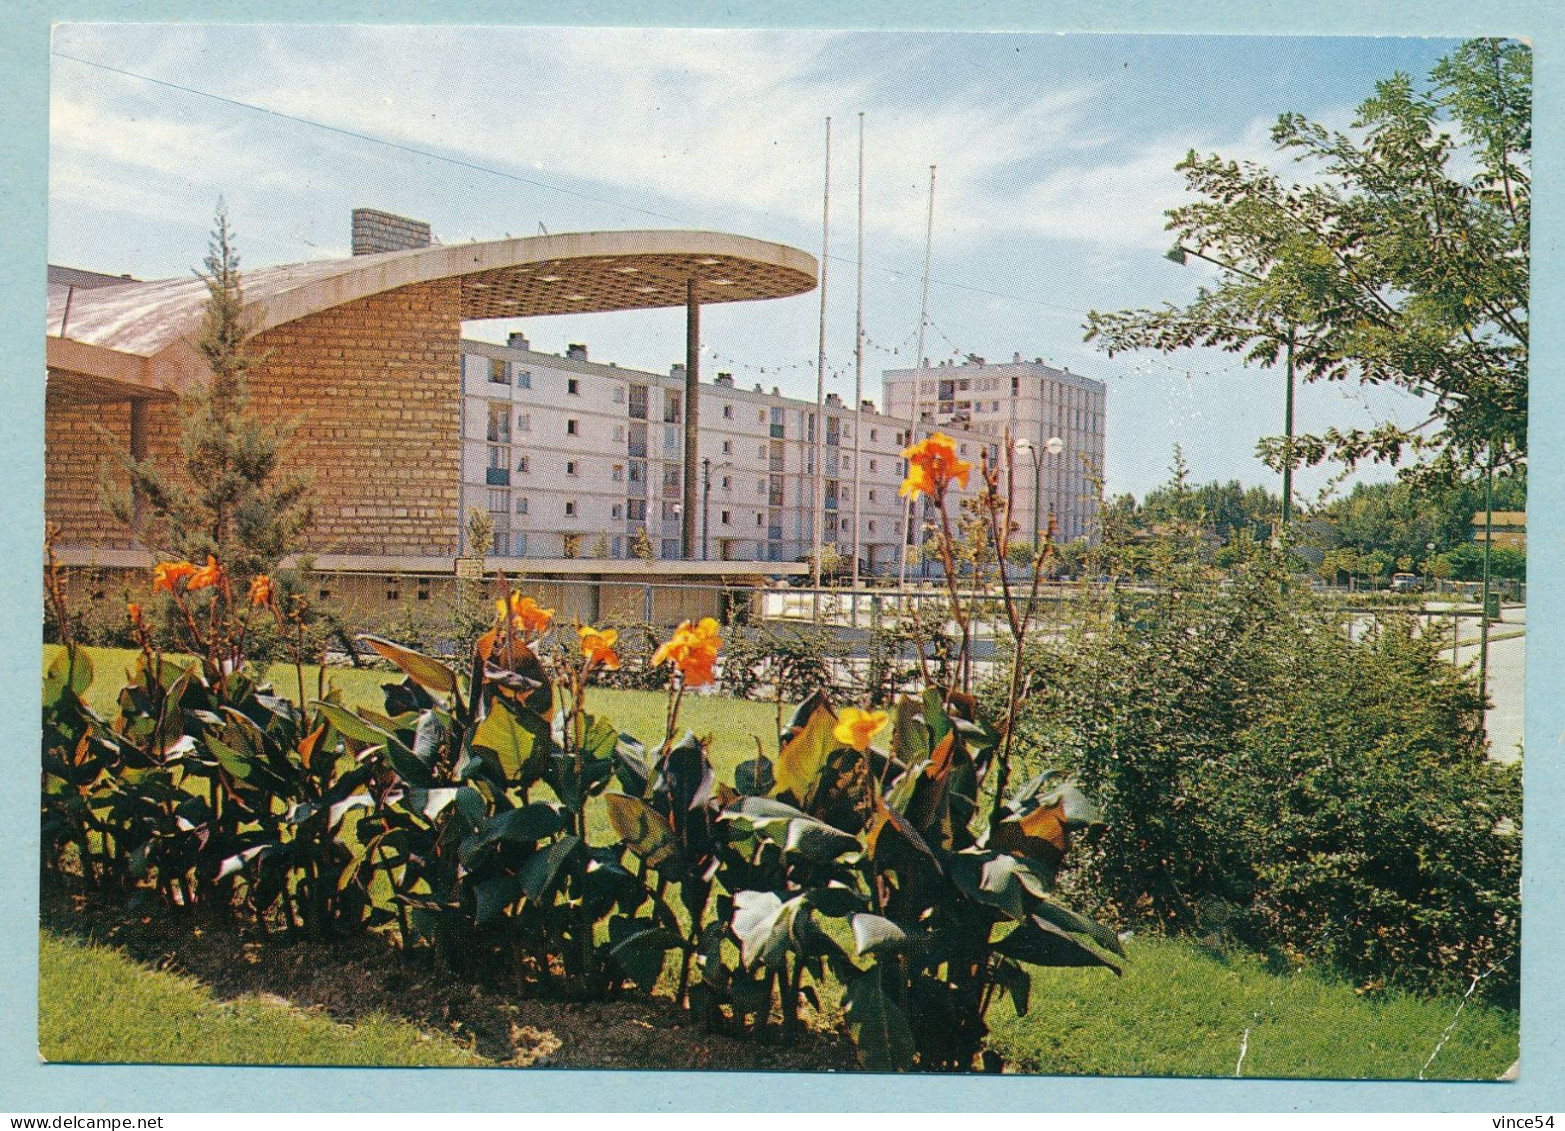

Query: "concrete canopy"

xmin=45 ymin=229 xmax=818 ymax=403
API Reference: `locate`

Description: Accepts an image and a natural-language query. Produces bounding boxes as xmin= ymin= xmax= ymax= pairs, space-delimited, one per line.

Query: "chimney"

xmin=1013 ymin=351 xmax=1022 ymax=363
xmin=507 ymin=331 xmax=531 ymax=351
xmin=567 ymin=343 xmax=588 ymax=361
xmin=715 ymin=372 xmax=735 ymax=388
xmin=670 ymin=363 xmax=686 ymax=380
xmin=352 ymin=208 xmax=432 ymax=255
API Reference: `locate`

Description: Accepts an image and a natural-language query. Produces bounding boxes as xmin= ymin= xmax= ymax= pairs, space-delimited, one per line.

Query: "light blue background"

xmin=3 ymin=0 xmax=1559 ymax=1113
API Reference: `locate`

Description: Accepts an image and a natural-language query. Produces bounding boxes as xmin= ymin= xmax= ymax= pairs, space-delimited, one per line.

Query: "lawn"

xmin=39 ymin=931 xmax=485 ymax=1067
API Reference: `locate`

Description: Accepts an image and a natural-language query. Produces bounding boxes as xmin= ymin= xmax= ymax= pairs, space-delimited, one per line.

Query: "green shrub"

xmin=1007 ymin=549 xmax=1519 ymax=1002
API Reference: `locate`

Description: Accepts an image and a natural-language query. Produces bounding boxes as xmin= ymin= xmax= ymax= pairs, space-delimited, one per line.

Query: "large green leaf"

xmin=44 ymin=646 xmax=94 ymax=704
xmin=604 ymin=793 xmax=677 ymax=868
xmin=473 ymin=873 xmax=525 ymax=925
xmin=1030 ymin=898 xmax=1127 ymax=959
xmin=993 ymin=914 xmax=1123 ymax=974
xmin=774 ymin=692 xmax=840 ymax=808
xmin=849 ymin=913 xmax=928 ymax=957
xmin=720 ymin=796 xmax=859 ymax=863
xmin=783 ymin=818 xmax=860 ymax=863
xmin=992 ymin=955 xmax=1032 ymax=1018
xmin=731 ymin=890 xmax=797 ymax=969
xmin=735 ymin=754 xmax=775 ymax=796
xmin=518 ymin=834 xmax=580 ymax=901
xmin=471 ymin=700 xmax=551 ymax=784
xmin=459 ymin=801 xmax=566 ymax=866
xmin=312 ymin=700 xmax=394 ymax=748
xmin=608 ymin=919 xmax=682 ymax=989
xmin=843 ymin=968 xmax=916 ymax=1071
xmin=888 ymin=694 xmax=929 ymax=767
xmin=359 ymin=634 xmax=459 ymax=696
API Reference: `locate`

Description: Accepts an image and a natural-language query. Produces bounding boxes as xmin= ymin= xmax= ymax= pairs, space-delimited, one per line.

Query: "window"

xmin=566 ymin=460 xmax=579 ymax=476
xmin=516 ymin=456 xmax=529 ymax=473
xmin=568 ymin=378 xmax=580 ymax=395
xmin=516 ymin=412 xmax=531 ymax=433
xmin=721 ymin=510 xmax=731 ymax=525
xmin=758 ymin=410 xmax=766 ymax=424
xmin=868 ymin=521 xmax=876 ymax=533
xmin=564 ymin=501 xmax=577 ymax=517
xmin=721 ymin=475 xmax=731 ymax=491
xmin=613 ymin=424 xmax=625 ymax=443
xmin=491 ymin=531 xmax=507 ymax=555
xmin=513 ymin=532 xmax=528 ymax=556
xmin=664 ymin=390 xmax=682 ymax=424
xmin=386 ymin=585 xmax=400 ymax=601
xmin=516 ymin=369 xmax=531 ymax=389
xmin=487 ymin=487 xmax=508 ymax=513
xmin=870 ymin=428 xmax=878 ymax=441
xmin=722 ymin=404 xmax=733 ymax=419
xmin=486 ymin=402 xmax=511 ymax=443
xmin=515 ymin=497 xmax=529 ymax=515
xmin=758 ymin=444 xmax=767 ymax=459
xmin=611 ymin=463 xmax=625 ymax=482
xmin=722 ymin=440 xmax=732 ymax=455
xmin=756 ymin=513 xmax=764 ymax=526
xmin=757 ymin=480 xmax=766 ymax=495
xmin=417 ymin=580 xmax=431 ymax=602
xmin=488 ymin=358 xmax=510 ymax=385
xmin=628 ymin=499 xmax=646 ymax=521
xmin=629 ymin=384 xmax=648 ymax=419
xmin=612 ymin=503 xmax=624 ymax=520
xmin=868 ymin=489 xmax=877 ymax=503
xmin=612 ymin=385 xmax=624 ymax=404
xmin=629 ymin=461 xmax=645 ymax=484
xmin=566 ymin=419 xmax=579 ymax=436
xmin=868 ymin=459 xmax=877 ymax=473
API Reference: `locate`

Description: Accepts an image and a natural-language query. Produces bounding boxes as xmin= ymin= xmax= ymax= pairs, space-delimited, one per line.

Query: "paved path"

xmin=1452 ymin=605 xmax=1526 ymax=763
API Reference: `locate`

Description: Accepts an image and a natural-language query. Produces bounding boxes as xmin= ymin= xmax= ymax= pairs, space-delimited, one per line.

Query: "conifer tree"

xmin=107 ymin=207 xmax=312 ymax=577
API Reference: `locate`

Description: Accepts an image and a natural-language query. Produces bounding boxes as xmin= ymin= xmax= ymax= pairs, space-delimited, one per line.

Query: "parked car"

xmin=1390 ymin=572 xmax=1421 ymax=592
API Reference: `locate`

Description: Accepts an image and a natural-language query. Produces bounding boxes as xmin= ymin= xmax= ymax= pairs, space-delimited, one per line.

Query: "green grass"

xmin=987 ymin=935 xmax=1517 ymax=1080
xmin=38 ymin=930 xmax=487 ymax=1067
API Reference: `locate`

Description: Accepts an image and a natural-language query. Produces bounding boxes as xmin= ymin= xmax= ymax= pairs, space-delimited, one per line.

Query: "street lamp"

xmin=1166 ymin=242 xmax=1297 ymax=536
xmin=701 ymin=457 xmax=733 ymax=561
xmin=1015 ymin=436 xmax=1064 ymax=556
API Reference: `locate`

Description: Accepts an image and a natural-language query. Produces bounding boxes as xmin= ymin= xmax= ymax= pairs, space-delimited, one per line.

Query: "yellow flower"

xmin=497 ymin=593 xmax=554 ymax=637
xmin=187 ymin=555 xmax=226 ymax=592
xmin=579 ymin=625 xmax=621 ymax=670
xmin=652 ymin=617 xmax=722 ymax=687
xmin=834 ymin=706 xmax=889 ymax=752
xmin=152 ymin=560 xmax=198 ymax=593
xmin=899 ymin=433 xmax=973 ymax=504
xmin=248 ymin=575 xmax=274 ymax=607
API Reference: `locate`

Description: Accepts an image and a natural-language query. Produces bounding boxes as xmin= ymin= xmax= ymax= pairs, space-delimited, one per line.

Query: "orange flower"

xmin=152 ymin=560 xmax=198 ymax=593
xmin=248 ymin=575 xmax=274 ymax=607
xmin=834 ymin=706 xmax=889 ymax=752
xmin=578 ymin=625 xmax=621 ymax=671
xmin=497 ymin=593 xmax=554 ymax=637
xmin=126 ymin=602 xmax=144 ymax=628
xmin=652 ymin=617 xmax=722 ymax=687
xmin=187 ymin=555 xmax=226 ymax=592
xmin=899 ymin=433 xmax=973 ymax=504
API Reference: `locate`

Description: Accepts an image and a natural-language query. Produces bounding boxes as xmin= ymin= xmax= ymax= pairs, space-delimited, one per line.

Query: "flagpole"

xmin=811 ymin=117 xmax=832 ymax=622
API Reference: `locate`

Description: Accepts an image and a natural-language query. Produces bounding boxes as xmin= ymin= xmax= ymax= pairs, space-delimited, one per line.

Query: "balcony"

xmin=485 ymin=467 xmax=511 ymax=487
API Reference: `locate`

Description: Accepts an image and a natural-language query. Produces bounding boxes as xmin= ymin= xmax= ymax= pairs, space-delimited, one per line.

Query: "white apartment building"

xmin=459 ymin=334 xmax=997 ymax=573
xmin=883 ymin=354 xmax=1107 ymax=544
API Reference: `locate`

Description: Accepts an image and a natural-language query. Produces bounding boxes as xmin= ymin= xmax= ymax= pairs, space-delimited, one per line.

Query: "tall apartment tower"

xmin=883 ymin=354 xmax=1107 ymax=544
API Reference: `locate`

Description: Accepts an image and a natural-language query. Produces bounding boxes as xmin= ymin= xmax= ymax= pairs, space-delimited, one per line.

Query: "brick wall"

xmin=45 ymin=277 xmax=464 ymax=558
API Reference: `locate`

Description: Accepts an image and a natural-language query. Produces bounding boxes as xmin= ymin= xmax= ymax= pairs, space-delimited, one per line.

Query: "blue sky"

xmin=49 ymin=25 xmax=1467 ymax=499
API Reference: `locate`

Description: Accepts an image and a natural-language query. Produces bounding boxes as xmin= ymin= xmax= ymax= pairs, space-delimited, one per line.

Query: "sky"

xmin=48 ymin=25 xmax=1469 ymax=500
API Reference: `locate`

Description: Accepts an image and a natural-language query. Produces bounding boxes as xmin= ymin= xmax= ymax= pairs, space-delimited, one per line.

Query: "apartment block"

xmin=460 ymin=336 xmax=997 ymax=573
xmin=883 ymin=354 xmax=1107 ymax=543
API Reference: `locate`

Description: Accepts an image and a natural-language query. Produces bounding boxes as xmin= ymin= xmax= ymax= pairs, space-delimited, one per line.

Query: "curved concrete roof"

xmin=46 ymin=229 xmax=817 ymax=401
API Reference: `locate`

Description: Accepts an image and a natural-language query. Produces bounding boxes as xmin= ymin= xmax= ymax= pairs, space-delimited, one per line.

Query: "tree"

xmin=108 ymin=208 xmax=312 ymax=577
xmin=1086 ymin=39 xmax=1528 ymax=487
